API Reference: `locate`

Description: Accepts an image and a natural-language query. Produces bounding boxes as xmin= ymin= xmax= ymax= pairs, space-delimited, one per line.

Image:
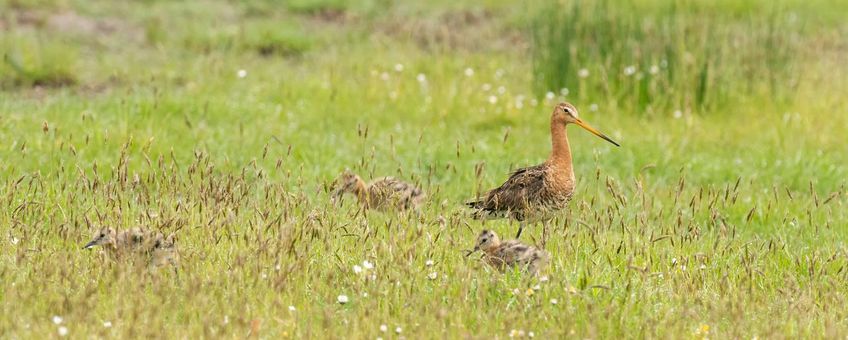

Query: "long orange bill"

xmin=574 ymin=118 xmax=620 ymax=147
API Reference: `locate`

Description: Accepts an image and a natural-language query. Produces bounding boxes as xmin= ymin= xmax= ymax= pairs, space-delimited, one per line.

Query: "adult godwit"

xmin=467 ymin=102 xmax=619 ymax=239
xmin=467 ymin=229 xmax=549 ymax=275
xmin=330 ymin=169 xmax=426 ymax=212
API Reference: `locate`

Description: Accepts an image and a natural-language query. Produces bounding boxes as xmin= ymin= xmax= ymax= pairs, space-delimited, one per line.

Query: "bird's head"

xmin=83 ymin=227 xmax=116 ymax=250
xmin=330 ymin=169 xmax=362 ymax=204
xmin=471 ymin=229 xmax=501 ymax=253
xmin=552 ymin=102 xmax=620 ymax=147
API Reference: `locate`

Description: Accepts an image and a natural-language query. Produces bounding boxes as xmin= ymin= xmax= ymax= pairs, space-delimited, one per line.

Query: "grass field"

xmin=1 ymin=0 xmax=847 ymax=338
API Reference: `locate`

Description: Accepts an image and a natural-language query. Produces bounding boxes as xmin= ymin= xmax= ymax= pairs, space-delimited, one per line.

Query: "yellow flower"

xmin=525 ymin=288 xmax=535 ymax=297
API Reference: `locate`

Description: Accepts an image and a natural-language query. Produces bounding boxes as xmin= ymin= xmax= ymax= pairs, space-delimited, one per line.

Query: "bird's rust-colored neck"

xmin=548 ymin=120 xmax=574 ymax=174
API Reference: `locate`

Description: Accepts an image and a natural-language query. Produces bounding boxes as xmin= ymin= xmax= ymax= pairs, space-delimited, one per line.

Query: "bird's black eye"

xmin=100 ymin=233 xmax=105 ymax=237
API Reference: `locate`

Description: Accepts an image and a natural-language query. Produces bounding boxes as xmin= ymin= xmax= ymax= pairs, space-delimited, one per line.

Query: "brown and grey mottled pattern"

xmin=149 ymin=233 xmax=180 ymax=269
xmin=466 ymin=163 xmax=574 ymax=223
xmin=471 ymin=230 xmax=549 ymax=275
xmin=83 ymin=227 xmax=180 ymax=270
xmin=331 ymin=170 xmax=426 ymax=212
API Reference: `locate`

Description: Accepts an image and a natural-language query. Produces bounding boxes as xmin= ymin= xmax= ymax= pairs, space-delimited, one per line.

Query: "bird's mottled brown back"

xmin=467 ymin=163 xmax=573 ymax=222
xmin=367 ymin=177 xmax=426 ymax=211
xmin=484 ymin=240 xmax=549 ymax=275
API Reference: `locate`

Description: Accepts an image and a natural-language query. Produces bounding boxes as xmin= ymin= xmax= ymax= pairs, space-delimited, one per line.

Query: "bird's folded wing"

xmin=468 ymin=164 xmax=547 ymax=216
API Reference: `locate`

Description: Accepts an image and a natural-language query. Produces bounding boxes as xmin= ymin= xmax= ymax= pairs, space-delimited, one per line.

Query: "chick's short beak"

xmin=83 ymin=240 xmax=97 ymax=250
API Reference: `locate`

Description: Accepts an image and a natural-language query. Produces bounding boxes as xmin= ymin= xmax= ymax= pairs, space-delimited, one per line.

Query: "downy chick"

xmin=83 ymin=227 xmax=178 ymax=271
xmin=83 ymin=227 xmax=154 ymax=258
xmin=330 ymin=169 xmax=425 ymax=211
xmin=468 ymin=229 xmax=549 ymax=275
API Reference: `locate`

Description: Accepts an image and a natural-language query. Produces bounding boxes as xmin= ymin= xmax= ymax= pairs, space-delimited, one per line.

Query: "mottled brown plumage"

xmin=467 ymin=102 xmax=619 ymax=238
xmin=331 ymin=169 xmax=426 ymax=211
xmin=83 ymin=227 xmax=154 ymax=258
xmin=469 ymin=229 xmax=549 ymax=275
xmin=149 ymin=233 xmax=180 ymax=272
xmin=83 ymin=227 xmax=180 ymax=271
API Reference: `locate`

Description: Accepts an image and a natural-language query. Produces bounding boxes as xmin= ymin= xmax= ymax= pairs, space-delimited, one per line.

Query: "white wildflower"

xmin=416 ymin=74 xmax=426 ymax=83
xmin=550 ymin=298 xmax=558 ymax=305
xmin=237 ymin=69 xmax=247 ymax=78
xmin=362 ymin=260 xmax=374 ymax=270
xmin=427 ymin=272 xmax=438 ymax=280
xmin=578 ymin=68 xmax=589 ymax=78
xmin=52 ymin=316 xmax=63 ymax=325
xmin=353 ymin=265 xmax=363 ymax=274
xmin=380 ymin=324 xmax=388 ymax=332
xmin=337 ymin=295 xmax=349 ymax=304
xmin=589 ymin=104 xmax=598 ymax=112
xmin=488 ymin=96 xmax=498 ymax=104
xmin=624 ymin=65 xmax=636 ymax=76
xmin=394 ymin=64 xmax=404 ymax=72
xmin=58 ymin=326 xmax=68 ymax=337
xmin=425 ymin=259 xmax=434 ymax=267
xmin=103 ymin=321 xmax=112 ymax=328
xmin=464 ymin=68 xmax=474 ymax=77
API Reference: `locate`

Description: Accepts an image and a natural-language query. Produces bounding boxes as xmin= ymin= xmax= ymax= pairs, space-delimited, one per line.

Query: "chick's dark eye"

xmin=100 ymin=233 xmax=105 ymax=237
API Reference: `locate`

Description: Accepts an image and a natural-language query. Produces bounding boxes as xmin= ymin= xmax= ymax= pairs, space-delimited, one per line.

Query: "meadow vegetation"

xmin=1 ymin=0 xmax=847 ymax=338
